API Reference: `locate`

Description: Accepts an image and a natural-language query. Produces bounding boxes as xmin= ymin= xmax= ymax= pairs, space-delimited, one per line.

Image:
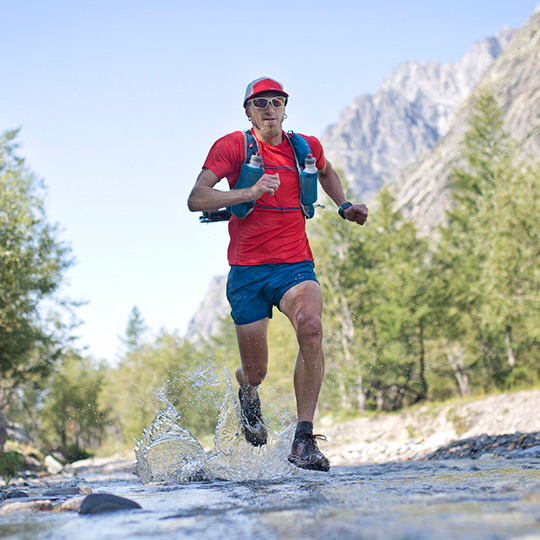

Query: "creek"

xmin=1 ymin=368 xmax=540 ymax=539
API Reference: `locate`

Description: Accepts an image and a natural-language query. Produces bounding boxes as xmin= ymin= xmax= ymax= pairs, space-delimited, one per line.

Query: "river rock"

xmin=58 ymin=496 xmax=85 ymax=512
xmin=42 ymin=485 xmax=92 ymax=497
xmin=78 ymin=493 xmax=142 ymax=514
xmin=6 ymin=489 xmax=29 ymax=498
xmin=0 ymin=500 xmax=53 ymax=515
xmin=44 ymin=455 xmax=64 ymax=474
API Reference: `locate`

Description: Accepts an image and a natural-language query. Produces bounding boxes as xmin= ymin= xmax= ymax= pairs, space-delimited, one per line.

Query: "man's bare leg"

xmin=279 ymin=280 xmax=329 ymax=471
xmin=235 ymin=318 xmax=269 ymax=398
xmin=235 ymin=318 xmax=269 ymax=446
xmin=279 ymin=281 xmax=324 ymax=422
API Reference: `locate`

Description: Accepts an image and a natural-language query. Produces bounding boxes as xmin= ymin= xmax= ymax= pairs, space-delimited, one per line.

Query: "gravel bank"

xmin=320 ymin=389 xmax=540 ymax=464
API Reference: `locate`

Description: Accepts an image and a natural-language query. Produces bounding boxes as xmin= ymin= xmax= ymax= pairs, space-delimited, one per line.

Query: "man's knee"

xmin=295 ymin=310 xmax=323 ymax=340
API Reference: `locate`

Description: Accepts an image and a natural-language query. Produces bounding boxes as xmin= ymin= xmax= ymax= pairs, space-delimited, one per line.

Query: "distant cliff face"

xmin=321 ymin=28 xmax=515 ymax=201
xmin=185 ymin=275 xmax=228 ymax=345
xmin=388 ymin=9 xmax=540 ymax=234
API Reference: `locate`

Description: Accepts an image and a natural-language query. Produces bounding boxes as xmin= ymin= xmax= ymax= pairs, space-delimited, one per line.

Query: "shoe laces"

xmin=297 ymin=433 xmax=327 ymax=450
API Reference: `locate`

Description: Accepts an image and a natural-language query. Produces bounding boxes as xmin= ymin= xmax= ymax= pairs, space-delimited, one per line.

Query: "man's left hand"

xmin=344 ymin=204 xmax=368 ymax=225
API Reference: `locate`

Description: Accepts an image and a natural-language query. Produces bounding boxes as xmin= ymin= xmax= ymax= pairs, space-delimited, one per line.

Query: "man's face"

xmin=245 ymin=92 xmax=286 ymax=139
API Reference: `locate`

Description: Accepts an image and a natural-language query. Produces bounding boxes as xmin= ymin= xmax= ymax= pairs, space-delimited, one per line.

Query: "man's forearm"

xmin=187 ymin=184 xmax=255 ymax=212
xmin=318 ymin=164 xmax=348 ymax=207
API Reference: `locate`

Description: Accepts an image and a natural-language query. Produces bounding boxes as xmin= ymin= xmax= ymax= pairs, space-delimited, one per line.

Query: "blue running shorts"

xmin=226 ymin=260 xmax=318 ymax=325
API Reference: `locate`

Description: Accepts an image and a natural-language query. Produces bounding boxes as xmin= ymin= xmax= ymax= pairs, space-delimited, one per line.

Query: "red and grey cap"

xmin=243 ymin=77 xmax=289 ymax=107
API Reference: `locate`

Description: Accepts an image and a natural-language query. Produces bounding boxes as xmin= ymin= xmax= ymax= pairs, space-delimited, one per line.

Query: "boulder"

xmin=78 ymin=493 xmax=142 ymax=514
xmin=44 ymin=455 xmax=64 ymax=475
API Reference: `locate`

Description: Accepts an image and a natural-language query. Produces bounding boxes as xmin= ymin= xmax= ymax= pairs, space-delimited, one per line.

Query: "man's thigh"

xmin=278 ymin=280 xmax=323 ymax=325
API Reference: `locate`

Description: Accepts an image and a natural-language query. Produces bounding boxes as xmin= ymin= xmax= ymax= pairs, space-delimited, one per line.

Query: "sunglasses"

xmin=249 ymin=96 xmax=287 ymax=109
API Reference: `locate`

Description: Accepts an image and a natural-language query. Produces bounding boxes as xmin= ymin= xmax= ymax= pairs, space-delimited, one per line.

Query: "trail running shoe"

xmin=288 ymin=434 xmax=330 ymax=472
xmin=238 ymin=389 xmax=267 ymax=447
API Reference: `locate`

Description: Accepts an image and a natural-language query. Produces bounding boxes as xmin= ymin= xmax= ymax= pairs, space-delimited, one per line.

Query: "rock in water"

xmin=78 ymin=493 xmax=141 ymax=514
xmin=43 ymin=486 xmax=92 ymax=497
xmin=6 ymin=489 xmax=29 ymax=499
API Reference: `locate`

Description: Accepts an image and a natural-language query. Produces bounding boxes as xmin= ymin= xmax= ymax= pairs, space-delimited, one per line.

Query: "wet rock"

xmin=0 ymin=500 xmax=53 ymax=515
xmin=425 ymin=431 xmax=540 ymax=461
xmin=42 ymin=485 xmax=92 ymax=497
xmin=515 ymin=444 xmax=540 ymax=458
xmin=6 ymin=489 xmax=29 ymax=499
xmin=78 ymin=493 xmax=142 ymax=514
xmin=58 ymin=496 xmax=85 ymax=512
xmin=44 ymin=455 xmax=64 ymax=474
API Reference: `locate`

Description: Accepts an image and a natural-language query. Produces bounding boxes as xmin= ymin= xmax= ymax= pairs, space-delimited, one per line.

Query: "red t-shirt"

xmin=202 ymin=130 xmax=326 ymax=266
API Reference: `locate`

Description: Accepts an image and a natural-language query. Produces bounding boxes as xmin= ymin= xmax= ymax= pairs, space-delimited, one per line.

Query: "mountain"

xmin=388 ymin=8 xmax=540 ymax=234
xmin=185 ymin=275 xmax=228 ymax=345
xmin=321 ymin=28 xmax=514 ymax=201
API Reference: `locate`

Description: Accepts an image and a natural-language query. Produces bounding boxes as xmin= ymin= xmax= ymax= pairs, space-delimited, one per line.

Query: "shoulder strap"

xmin=244 ymin=129 xmax=260 ymax=165
xmin=286 ymin=131 xmax=311 ymax=169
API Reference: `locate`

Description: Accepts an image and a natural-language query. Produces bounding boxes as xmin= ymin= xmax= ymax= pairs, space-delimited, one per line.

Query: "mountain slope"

xmin=387 ymin=8 xmax=540 ymax=234
xmin=321 ymin=28 xmax=514 ymax=201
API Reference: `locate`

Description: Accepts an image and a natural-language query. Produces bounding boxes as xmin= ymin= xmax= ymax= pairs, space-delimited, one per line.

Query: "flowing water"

xmin=2 ymin=368 xmax=540 ymax=539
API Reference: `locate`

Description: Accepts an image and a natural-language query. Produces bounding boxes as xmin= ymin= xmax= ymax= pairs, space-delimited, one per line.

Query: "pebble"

xmin=6 ymin=489 xmax=29 ymax=499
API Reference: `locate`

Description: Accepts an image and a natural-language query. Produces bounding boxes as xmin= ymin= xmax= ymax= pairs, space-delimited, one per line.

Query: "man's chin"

xmin=260 ymin=122 xmax=282 ymax=139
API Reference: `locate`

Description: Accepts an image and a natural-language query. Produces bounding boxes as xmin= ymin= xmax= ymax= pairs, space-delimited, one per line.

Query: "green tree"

xmin=40 ymin=352 xmax=109 ymax=459
xmin=433 ymin=91 xmax=540 ymax=392
xmin=0 ymin=129 xmax=74 ymax=447
xmin=118 ymin=306 xmax=149 ymax=354
xmin=311 ymin=182 xmax=431 ymax=413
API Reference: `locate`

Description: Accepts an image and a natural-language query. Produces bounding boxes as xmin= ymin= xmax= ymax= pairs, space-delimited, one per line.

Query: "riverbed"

xmin=1 ymin=456 xmax=540 ymax=540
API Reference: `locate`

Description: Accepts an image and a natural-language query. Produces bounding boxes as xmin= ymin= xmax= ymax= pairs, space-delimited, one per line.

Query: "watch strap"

xmin=338 ymin=201 xmax=353 ymax=219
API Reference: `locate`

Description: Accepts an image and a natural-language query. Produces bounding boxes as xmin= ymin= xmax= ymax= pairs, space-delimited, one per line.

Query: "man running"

xmin=188 ymin=77 xmax=368 ymax=471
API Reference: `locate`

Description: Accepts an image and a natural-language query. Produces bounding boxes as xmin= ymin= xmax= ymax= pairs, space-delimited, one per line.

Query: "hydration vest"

xmin=241 ymin=130 xmax=318 ymax=219
xmin=199 ymin=130 xmax=319 ymax=223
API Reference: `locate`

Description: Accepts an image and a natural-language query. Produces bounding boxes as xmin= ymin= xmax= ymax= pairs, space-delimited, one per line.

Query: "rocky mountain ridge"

xmin=388 ymin=8 xmax=540 ymax=234
xmin=321 ymin=27 xmax=514 ymax=201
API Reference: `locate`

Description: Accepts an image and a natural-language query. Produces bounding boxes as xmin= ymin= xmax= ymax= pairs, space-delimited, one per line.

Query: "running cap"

xmin=243 ymin=77 xmax=289 ymax=107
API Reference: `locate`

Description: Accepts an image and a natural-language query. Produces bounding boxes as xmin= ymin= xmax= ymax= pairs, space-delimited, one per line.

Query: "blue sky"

xmin=0 ymin=0 xmax=537 ymax=362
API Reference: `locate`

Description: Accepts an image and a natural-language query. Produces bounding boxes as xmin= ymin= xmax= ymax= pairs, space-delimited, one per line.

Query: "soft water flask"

xmin=300 ymin=154 xmax=318 ymax=205
xmin=231 ymin=152 xmax=264 ymax=218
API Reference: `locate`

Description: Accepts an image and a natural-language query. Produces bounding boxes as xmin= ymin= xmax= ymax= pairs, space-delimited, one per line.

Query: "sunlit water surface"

xmin=2 ymin=368 xmax=540 ymax=539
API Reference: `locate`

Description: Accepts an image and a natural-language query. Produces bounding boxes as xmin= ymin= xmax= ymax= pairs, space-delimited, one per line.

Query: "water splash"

xmin=135 ymin=365 xmax=298 ymax=484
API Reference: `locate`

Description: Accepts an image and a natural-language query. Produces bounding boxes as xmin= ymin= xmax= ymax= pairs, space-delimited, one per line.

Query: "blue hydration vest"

xmin=238 ymin=130 xmax=318 ymax=219
xmin=199 ymin=130 xmax=318 ymax=223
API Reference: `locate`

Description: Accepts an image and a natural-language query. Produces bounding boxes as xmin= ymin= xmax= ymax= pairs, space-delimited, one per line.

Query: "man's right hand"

xmin=250 ymin=174 xmax=280 ymax=199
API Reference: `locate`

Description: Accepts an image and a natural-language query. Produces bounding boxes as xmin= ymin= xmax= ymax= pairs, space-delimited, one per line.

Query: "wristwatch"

xmin=338 ymin=201 xmax=353 ymax=219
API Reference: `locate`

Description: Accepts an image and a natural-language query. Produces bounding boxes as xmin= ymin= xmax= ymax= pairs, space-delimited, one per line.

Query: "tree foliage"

xmin=0 ymin=129 xmax=74 ymax=416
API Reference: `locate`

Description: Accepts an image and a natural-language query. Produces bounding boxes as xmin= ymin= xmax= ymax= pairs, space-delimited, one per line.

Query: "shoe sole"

xmin=287 ymin=455 xmax=330 ymax=472
xmin=242 ymin=425 xmax=267 ymax=447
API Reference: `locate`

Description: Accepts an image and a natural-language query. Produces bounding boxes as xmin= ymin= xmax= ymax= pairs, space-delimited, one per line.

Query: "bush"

xmin=0 ymin=451 xmax=24 ymax=480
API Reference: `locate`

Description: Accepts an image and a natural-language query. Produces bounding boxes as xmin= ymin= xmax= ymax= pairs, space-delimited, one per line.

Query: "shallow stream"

xmin=2 ymin=368 xmax=540 ymax=539
xmin=1 ymin=458 xmax=540 ymax=540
